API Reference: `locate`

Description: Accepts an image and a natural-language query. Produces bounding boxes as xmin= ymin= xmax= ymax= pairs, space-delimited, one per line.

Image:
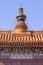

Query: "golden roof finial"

xmin=15 ymin=5 xmax=27 ymax=32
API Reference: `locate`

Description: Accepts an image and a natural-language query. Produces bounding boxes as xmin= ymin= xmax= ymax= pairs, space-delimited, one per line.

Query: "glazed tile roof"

xmin=0 ymin=31 xmax=43 ymax=43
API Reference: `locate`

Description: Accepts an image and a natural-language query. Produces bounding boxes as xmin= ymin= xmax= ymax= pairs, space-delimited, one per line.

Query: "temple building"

xmin=0 ymin=5 xmax=43 ymax=65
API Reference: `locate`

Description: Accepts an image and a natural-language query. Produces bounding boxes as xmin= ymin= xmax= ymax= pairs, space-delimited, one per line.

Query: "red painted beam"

xmin=0 ymin=59 xmax=43 ymax=62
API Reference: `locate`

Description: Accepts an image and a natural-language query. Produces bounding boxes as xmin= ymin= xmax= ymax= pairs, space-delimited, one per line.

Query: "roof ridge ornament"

xmin=15 ymin=5 xmax=27 ymax=32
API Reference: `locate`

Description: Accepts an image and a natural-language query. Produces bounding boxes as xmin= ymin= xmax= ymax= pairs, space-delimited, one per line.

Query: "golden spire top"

xmin=16 ymin=5 xmax=26 ymax=19
xmin=19 ymin=4 xmax=23 ymax=14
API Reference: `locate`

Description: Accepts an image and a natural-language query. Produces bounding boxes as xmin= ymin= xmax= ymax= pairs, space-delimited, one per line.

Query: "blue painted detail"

xmin=17 ymin=17 xmax=25 ymax=21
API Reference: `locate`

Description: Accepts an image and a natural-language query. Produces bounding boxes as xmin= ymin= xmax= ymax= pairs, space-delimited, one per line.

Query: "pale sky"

xmin=0 ymin=0 xmax=43 ymax=30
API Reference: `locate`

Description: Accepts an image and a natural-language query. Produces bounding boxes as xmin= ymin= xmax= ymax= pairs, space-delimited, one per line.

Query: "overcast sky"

xmin=0 ymin=0 xmax=43 ymax=30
